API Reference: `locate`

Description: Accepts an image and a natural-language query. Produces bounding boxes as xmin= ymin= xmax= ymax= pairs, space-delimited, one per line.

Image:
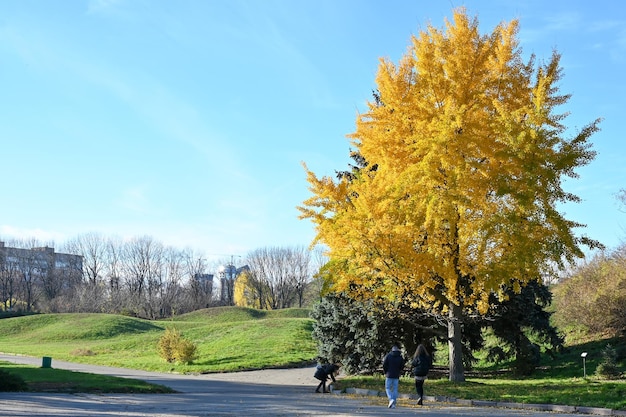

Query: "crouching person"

xmin=314 ymin=362 xmax=340 ymax=393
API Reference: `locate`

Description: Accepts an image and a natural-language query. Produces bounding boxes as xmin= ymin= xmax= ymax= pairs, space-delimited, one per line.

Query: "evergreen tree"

xmin=486 ymin=279 xmax=563 ymax=375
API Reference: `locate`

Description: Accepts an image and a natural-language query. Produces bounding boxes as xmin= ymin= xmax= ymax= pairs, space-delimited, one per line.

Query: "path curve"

xmin=0 ymin=353 xmax=598 ymax=417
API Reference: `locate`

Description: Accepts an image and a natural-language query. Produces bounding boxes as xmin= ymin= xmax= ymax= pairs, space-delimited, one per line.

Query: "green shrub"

xmin=157 ymin=328 xmax=198 ymax=364
xmin=0 ymin=369 xmax=28 ymax=391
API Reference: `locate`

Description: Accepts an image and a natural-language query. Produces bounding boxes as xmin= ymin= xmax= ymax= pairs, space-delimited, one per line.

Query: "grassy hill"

xmin=1 ymin=306 xmax=625 ymax=410
xmin=0 ymin=307 xmax=317 ymax=373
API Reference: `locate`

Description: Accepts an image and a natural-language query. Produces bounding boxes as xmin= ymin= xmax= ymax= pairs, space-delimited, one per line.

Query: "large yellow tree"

xmin=299 ymin=9 xmax=601 ymax=382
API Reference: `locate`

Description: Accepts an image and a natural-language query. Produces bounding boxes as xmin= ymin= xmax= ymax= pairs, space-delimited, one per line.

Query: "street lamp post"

xmin=581 ymin=352 xmax=588 ymax=378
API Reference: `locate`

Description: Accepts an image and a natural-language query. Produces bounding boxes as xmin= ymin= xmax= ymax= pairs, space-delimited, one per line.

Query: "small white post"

xmin=581 ymin=352 xmax=588 ymax=378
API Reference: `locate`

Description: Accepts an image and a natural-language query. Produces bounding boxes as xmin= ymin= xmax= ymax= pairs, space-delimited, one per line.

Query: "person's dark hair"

xmin=413 ymin=344 xmax=430 ymax=358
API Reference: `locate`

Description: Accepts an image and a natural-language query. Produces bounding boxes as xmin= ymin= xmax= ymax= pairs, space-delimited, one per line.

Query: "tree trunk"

xmin=448 ymin=302 xmax=465 ymax=382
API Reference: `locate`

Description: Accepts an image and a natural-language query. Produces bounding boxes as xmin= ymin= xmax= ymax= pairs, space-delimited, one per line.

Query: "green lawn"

xmin=0 ymin=362 xmax=174 ymax=393
xmin=338 ymin=335 xmax=626 ymax=411
xmin=0 ymin=307 xmax=624 ymax=411
xmin=337 ymin=373 xmax=626 ymax=411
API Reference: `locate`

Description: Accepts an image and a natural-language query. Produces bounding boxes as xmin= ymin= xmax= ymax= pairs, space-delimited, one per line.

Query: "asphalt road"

xmin=0 ymin=354 xmax=594 ymax=417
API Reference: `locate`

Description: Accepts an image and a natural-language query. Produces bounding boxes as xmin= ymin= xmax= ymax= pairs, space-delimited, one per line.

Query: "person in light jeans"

xmin=382 ymin=343 xmax=405 ymax=408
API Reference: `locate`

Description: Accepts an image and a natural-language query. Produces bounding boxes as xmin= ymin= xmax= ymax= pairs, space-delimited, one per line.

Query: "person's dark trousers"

xmin=315 ymin=380 xmax=327 ymax=393
xmin=415 ymin=379 xmax=424 ymax=404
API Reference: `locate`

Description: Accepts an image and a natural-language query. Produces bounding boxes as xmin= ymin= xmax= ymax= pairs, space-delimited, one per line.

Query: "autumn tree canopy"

xmin=299 ymin=9 xmax=601 ymax=382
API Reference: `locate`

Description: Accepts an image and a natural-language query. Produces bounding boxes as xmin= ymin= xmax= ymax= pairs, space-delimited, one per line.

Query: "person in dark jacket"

xmin=382 ymin=343 xmax=405 ymax=408
xmin=314 ymin=363 xmax=340 ymax=393
xmin=411 ymin=344 xmax=432 ymax=405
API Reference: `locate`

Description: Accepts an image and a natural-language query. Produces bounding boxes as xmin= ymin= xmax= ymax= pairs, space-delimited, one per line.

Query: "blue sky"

xmin=1 ymin=0 xmax=624 ymax=260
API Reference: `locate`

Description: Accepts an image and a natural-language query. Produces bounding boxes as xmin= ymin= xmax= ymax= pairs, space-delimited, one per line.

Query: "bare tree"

xmin=57 ymin=234 xmax=117 ymax=313
xmin=42 ymin=253 xmax=84 ymax=313
xmin=64 ymin=232 xmax=108 ymax=286
xmin=58 ymin=234 xmax=106 ymax=313
xmin=308 ymin=245 xmax=329 ymax=303
xmin=16 ymin=245 xmax=43 ymax=312
xmin=34 ymin=247 xmax=57 ymax=301
xmin=0 ymin=251 xmax=20 ymax=312
xmin=120 ymin=236 xmax=165 ymax=319
xmin=158 ymin=246 xmax=185 ymax=317
xmin=104 ymin=236 xmax=124 ymax=313
xmin=287 ymin=246 xmax=312 ymax=308
xmin=244 ymin=246 xmax=314 ymax=310
xmin=144 ymin=242 xmax=165 ymax=320
xmin=183 ymin=250 xmax=214 ymax=311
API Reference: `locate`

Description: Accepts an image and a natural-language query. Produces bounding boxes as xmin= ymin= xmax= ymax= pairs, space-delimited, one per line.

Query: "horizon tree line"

xmin=0 ymin=232 xmax=324 ymax=318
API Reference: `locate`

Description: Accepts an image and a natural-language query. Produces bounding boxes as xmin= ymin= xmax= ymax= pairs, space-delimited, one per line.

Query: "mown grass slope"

xmin=0 ymin=307 xmax=316 ymax=373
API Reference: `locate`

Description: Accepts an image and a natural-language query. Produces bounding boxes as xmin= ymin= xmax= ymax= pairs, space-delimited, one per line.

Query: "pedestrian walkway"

xmin=1 ymin=353 xmax=623 ymax=417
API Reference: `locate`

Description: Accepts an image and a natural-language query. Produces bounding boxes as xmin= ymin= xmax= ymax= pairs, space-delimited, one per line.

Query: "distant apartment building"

xmin=0 ymin=241 xmax=83 ymax=275
xmin=193 ymin=273 xmax=214 ymax=293
xmin=0 ymin=241 xmax=83 ymax=310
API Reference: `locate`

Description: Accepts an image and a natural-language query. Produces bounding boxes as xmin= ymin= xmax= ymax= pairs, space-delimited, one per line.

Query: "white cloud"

xmin=0 ymin=225 xmax=66 ymax=245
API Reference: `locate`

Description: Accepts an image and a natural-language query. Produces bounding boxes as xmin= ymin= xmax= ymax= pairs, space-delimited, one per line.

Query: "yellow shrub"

xmin=158 ymin=328 xmax=198 ymax=364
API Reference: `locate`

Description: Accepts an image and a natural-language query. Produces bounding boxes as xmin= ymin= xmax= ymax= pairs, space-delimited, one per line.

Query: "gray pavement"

xmin=0 ymin=354 xmax=612 ymax=417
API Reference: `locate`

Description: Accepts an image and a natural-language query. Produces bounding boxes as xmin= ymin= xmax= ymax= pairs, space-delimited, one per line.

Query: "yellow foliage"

xmin=157 ymin=328 xmax=198 ymax=365
xmin=234 ymin=271 xmax=261 ymax=309
xmin=299 ymin=8 xmax=600 ymax=316
xmin=233 ymin=271 xmax=248 ymax=307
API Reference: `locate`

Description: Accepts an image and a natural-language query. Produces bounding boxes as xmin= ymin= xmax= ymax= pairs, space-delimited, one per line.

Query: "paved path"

xmin=0 ymin=354 xmax=597 ymax=417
